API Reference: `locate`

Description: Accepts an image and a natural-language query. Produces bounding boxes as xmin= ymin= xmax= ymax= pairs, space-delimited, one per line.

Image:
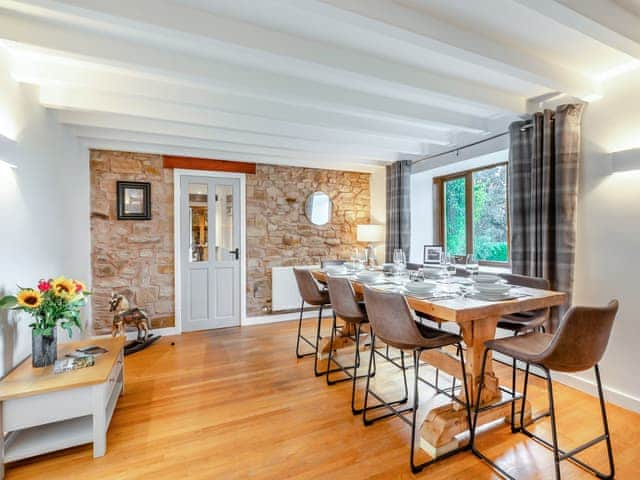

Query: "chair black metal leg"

xmin=470 ymin=348 xmax=518 ymax=480
xmin=295 ymin=299 xmax=311 ymax=358
xmin=458 ymin=342 xmax=473 ymax=436
xmin=362 ymin=343 xmax=410 ymax=427
xmin=351 ymin=323 xmax=363 ymax=415
xmin=545 ymin=369 xmax=562 ymax=479
xmin=510 ymin=358 xmax=518 ymax=432
xmin=595 ymin=364 xmax=616 ymax=479
xmin=410 ymin=349 xmax=423 ymax=474
xmin=313 ymin=304 xmax=324 ymax=376
xmin=470 ymin=347 xmax=490 ymax=449
xmin=325 ymin=312 xmax=338 ymax=384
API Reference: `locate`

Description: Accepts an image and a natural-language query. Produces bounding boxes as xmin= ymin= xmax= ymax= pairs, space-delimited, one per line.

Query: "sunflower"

xmin=51 ymin=276 xmax=76 ymax=299
xmin=17 ymin=289 xmax=43 ymax=309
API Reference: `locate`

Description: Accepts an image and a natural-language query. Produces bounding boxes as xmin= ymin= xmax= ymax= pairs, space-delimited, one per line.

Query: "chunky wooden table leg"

xmin=420 ymin=316 xmax=531 ymax=457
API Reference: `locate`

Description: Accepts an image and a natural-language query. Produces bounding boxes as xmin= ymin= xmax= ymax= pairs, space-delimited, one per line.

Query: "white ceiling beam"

xmin=71 ymin=126 xmax=396 ymax=162
xmin=287 ymin=0 xmax=600 ymax=99
xmin=513 ymin=0 xmax=640 ymax=59
xmin=77 ymin=138 xmax=383 ymax=173
xmin=10 ymin=54 xmax=454 ymax=144
xmin=56 ymin=111 xmax=401 ymax=159
xmin=0 ymin=12 xmax=489 ymax=134
xmin=39 ymin=85 xmax=425 ymax=154
xmin=0 ymin=0 xmax=524 ymax=115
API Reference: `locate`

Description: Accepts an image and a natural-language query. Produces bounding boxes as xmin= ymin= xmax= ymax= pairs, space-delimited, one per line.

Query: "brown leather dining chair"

xmin=362 ymin=286 xmax=472 ymax=474
xmin=325 ymin=276 xmax=384 ymax=414
xmin=471 ymin=300 xmax=619 ymax=480
xmin=497 ymin=273 xmax=551 ymax=428
xmin=293 ymin=268 xmax=330 ymax=376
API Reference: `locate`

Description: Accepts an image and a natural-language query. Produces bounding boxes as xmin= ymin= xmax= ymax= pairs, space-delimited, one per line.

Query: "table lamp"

xmin=357 ymin=224 xmax=385 ymax=267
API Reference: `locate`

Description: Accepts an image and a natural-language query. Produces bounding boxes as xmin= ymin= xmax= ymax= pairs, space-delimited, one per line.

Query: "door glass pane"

xmin=473 ymin=165 xmax=508 ymax=262
xmin=189 ymin=183 xmax=208 ymax=262
xmin=444 ymin=176 xmax=467 ymax=256
xmin=215 ymin=185 xmax=234 ymax=261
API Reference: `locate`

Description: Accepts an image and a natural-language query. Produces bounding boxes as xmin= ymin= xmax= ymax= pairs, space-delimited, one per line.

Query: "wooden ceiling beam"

xmin=163 ymin=155 xmax=256 ymax=174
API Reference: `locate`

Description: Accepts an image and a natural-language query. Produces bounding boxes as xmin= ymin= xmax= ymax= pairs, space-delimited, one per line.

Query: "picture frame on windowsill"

xmin=423 ymin=245 xmax=444 ymax=265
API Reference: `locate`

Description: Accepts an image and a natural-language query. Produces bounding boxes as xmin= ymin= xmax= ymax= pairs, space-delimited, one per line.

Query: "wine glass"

xmin=441 ymin=254 xmax=456 ymax=280
xmin=465 ymin=253 xmax=479 ymax=275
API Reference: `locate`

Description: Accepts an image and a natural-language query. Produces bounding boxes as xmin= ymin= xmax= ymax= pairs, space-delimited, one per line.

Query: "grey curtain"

xmin=385 ymin=160 xmax=412 ymax=262
xmin=509 ymin=104 xmax=584 ymax=331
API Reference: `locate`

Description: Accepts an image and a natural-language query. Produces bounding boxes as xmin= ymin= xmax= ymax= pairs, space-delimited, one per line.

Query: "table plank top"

xmin=312 ymin=270 xmax=566 ymax=323
xmin=0 ymin=336 xmax=125 ymax=401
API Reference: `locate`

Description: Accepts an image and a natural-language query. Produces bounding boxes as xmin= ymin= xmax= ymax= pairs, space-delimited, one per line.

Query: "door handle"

xmin=230 ymin=248 xmax=239 ymax=260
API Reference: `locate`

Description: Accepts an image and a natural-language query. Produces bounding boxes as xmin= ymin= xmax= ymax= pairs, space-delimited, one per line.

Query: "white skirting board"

xmin=243 ymin=309 xmax=333 ymax=326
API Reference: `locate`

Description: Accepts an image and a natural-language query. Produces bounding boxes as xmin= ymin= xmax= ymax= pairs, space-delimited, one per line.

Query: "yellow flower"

xmin=51 ymin=277 xmax=76 ymax=299
xmin=17 ymin=289 xmax=43 ymax=309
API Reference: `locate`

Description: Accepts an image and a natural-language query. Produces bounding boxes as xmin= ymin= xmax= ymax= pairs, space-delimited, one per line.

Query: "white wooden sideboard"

xmin=0 ymin=336 xmax=125 ymax=479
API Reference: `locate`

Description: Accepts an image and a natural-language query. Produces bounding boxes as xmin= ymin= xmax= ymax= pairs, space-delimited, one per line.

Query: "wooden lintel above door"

xmin=163 ymin=155 xmax=256 ymax=174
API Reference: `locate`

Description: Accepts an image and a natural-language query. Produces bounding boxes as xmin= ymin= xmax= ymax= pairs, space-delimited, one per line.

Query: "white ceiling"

xmin=0 ymin=0 xmax=638 ymax=171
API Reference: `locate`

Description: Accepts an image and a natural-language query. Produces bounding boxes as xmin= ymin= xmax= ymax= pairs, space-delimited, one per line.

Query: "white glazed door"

xmin=181 ymin=176 xmax=241 ymax=331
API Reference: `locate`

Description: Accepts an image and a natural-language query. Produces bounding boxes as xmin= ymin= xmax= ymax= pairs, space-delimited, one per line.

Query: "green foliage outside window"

xmin=443 ymin=165 xmax=508 ymax=263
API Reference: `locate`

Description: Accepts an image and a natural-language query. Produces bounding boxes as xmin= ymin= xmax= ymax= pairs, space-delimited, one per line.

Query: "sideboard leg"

xmin=1 ymin=402 xmax=5 ymax=480
xmin=92 ymin=385 xmax=106 ymax=458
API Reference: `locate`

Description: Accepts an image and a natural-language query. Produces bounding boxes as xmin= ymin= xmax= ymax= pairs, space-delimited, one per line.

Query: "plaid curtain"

xmin=509 ymin=104 xmax=584 ymax=331
xmin=385 ymin=160 xmax=412 ymax=262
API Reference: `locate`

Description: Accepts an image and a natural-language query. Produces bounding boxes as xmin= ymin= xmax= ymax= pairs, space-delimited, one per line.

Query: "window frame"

xmin=434 ymin=161 xmax=510 ymax=267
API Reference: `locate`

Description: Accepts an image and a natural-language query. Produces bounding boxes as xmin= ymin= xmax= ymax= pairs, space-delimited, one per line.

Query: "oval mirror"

xmin=305 ymin=192 xmax=332 ymax=226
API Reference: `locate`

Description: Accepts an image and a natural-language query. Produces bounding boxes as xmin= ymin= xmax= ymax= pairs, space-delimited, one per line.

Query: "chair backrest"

xmin=406 ymin=262 xmax=422 ymax=271
xmin=326 ymin=276 xmax=365 ymax=323
xmin=363 ymin=286 xmax=424 ymax=350
xmin=499 ymin=273 xmax=549 ymax=290
xmin=537 ymin=300 xmax=619 ymax=372
xmin=320 ymin=259 xmax=345 ymax=268
xmin=499 ymin=273 xmax=551 ymax=320
xmin=293 ymin=268 xmax=327 ymax=306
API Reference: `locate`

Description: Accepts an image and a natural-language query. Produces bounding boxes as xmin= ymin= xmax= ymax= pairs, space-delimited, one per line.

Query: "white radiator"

xmin=271 ymin=265 xmax=319 ymax=312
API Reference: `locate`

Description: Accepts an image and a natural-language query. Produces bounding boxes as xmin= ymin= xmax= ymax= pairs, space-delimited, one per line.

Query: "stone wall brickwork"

xmin=246 ymin=164 xmax=370 ymax=316
xmin=90 ymin=150 xmax=175 ymax=333
xmin=90 ymin=152 xmax=370 ymax=327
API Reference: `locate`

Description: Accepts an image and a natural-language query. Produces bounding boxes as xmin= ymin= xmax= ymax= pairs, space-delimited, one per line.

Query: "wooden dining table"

xmin=312 ymin=270 xmax=566 ymax=458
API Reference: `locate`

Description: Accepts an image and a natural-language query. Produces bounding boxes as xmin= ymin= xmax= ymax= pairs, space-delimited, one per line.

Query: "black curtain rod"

xmin=413 ymin=131 xmax=509 ymax=165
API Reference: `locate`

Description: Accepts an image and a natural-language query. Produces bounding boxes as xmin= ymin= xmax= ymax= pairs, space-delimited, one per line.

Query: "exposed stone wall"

xmin=246 ymin=164 xmax=370 ymax=316
xmin=90 ymin=150 xmax=174 ymax=333
xmin=90 ymin=152 xmax=370 ymax=327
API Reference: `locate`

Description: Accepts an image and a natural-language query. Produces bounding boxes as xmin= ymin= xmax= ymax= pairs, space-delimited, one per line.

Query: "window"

xmin=436 ymin=163 xmax=508 ymax=264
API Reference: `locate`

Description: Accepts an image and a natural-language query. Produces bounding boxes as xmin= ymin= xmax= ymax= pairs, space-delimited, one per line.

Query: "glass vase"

xmin=32 ymin=327 xmax=57 ymax=368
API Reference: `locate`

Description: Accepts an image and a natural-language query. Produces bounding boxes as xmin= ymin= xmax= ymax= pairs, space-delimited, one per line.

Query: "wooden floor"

xmin=7 ymin=320 xmax=640 ymax=479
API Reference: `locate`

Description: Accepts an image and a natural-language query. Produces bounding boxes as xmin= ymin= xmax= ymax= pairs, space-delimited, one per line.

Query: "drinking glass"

xmin=393 ymin=248 xmax=406 ymax=266
xmin=465 ymin=253 xmax=479 ymax=275
xmin=441 ymin=254 xmax=456 ymax=280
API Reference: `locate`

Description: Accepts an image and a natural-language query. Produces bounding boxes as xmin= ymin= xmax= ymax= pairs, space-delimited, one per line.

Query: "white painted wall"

xmin=0 ymin=50 xmax=83 ymax=377
xmin=410 ymin=149 xmax=509 ymax=264
xmin=566 ymin=67 xmax=640 ymax=412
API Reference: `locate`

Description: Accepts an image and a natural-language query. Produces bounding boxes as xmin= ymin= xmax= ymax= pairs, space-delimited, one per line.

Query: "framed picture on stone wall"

xmin=117 ymin=181 xmax=151 ymax=220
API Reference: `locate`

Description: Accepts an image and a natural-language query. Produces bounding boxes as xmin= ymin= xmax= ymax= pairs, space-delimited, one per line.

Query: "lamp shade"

xmin=357 ymin=224 xmax=385 ymax=243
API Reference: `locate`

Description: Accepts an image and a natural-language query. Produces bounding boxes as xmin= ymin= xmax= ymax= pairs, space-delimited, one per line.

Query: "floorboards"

xmin=6 ymin=320 xmax=640 ymax=479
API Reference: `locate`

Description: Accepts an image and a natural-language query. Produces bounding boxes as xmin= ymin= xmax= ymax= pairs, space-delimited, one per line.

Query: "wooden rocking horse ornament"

xmin=109 ymin=293 xmax=151 ymax=342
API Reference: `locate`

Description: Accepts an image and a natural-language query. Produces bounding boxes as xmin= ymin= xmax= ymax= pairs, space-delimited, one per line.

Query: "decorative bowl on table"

xmin=404 ymin=281 xmax=437 ymax=295
xmin=473 ymin=274 xmax=501 ymax=284
xmin=356 ymin=270 xmax=383 ymax=284
xmin=344 ymin=262 xmax=364 ymax=272
xmin=325 ymin=265 xmax=348 ymax=275
xmin=474 ymin=282 xmax=511 ymax=295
